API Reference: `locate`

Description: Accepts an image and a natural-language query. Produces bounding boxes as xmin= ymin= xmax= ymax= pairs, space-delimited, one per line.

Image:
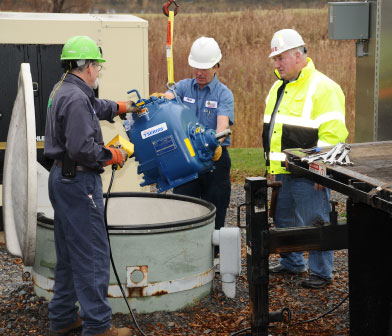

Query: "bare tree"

xmin=52 ymin=0 xmax=66 ymax=12
xmin=2 ymin=0 xmax=96 ymax=13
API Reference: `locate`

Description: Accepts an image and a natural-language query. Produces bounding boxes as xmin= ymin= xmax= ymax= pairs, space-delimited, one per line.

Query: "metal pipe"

xmin=215 ymin=128 xmax=232 ymax=140
xmin=244 ymin=178 xmax=292 ymax=336
xmin=244 ymin=177 xmax=269 ymax=335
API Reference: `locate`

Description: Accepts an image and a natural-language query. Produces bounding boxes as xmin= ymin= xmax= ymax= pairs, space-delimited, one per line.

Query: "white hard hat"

xmin=188 ymin=36 xmax=222 ymax=69
xmin=269 ymin=29 xmax=305 ymax=58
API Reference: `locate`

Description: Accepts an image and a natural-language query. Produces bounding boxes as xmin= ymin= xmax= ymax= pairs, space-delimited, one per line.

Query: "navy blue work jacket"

xmin=44 ymin=73 xmax=117 ymax=170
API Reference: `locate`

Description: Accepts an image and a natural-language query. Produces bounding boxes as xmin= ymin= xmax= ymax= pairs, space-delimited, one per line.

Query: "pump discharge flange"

xmin=124 ymin=90 xmax=221 ymax=193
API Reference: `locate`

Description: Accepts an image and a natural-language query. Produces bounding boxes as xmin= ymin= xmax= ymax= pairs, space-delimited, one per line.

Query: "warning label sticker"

xmin=309 ymin=162 xmax=327 ymax=176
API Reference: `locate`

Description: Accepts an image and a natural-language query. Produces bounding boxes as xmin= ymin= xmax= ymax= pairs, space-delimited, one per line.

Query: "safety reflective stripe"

xmin=316 ymin=111 xmax=346 ymax=125
xmin=269 ymin=152 xmax=286 ymax=161
xmin=264 ymin=73 xmax=345 ymax=129
xmin=302 ymin=75 xmax=322 ymax=119
xmin=317 ymin=139 xmax=333 ymax=147
xmin=264 ymin=111 xmax=345 ymax=128
xmin=265 ymin=80 xmax=280 ymax=104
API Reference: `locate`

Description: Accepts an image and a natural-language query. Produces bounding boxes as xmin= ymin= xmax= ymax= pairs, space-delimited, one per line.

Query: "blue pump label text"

xmin=153 ymin=135 xmax=177 ymax=156
xmin=141 ymin=122 xmax=168 ymax=139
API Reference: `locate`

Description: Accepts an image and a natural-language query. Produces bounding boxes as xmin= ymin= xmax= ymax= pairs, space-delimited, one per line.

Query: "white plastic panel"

xmin=3 ymin=63 xmax=37 ymax=266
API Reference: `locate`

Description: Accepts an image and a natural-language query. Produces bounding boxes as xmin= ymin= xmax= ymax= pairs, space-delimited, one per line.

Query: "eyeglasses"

xmin=92 ymin=62 xmax=103 ymax=71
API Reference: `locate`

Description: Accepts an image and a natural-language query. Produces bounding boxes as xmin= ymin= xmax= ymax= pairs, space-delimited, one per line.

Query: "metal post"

xmin=244 ymin=177 xmax=269 ymax=336
xmin=347 ymin=198 xmax=392 ymax=336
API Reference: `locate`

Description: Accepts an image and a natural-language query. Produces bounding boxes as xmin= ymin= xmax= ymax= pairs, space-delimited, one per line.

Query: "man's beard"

xmin=93 ymin=78 xmax=99 ymax=90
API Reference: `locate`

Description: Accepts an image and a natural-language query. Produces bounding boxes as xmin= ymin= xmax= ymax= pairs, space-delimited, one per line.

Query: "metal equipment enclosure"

xmin=329 ymin=0 xmax=392 ymax=142
xmin=243 ymin=142 xmax=392 ymax=335
xmin=285 ymin=142 xmax=392 ymax=335
xmin=0 ymin=12 xmax=149 ymax=228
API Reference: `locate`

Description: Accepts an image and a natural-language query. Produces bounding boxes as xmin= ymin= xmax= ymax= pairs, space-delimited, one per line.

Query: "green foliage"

xmin=228 ymin=147 xmax=265 ymax=183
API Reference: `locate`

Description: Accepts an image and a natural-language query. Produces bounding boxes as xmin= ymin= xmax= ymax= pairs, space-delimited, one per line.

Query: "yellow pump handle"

xmin=106 ymin=135 xmax=134 ymax=170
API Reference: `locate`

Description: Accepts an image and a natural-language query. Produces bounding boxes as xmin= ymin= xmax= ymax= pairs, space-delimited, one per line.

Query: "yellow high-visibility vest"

xmin=263 ymin=58 xmax=348 ymax=175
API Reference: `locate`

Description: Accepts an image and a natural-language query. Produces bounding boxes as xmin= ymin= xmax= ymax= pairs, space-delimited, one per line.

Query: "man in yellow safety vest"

xmin=263 ymin=29 xmax=348 ymax=289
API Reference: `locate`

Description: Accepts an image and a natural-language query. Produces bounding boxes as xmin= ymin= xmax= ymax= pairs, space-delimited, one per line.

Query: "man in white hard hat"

xmin=263 ymin=29 xmax=348 ymax=289
xmin=165 ymin=36 xmax=234 ymax=259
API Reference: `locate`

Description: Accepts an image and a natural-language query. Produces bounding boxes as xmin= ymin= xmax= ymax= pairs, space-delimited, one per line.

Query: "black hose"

xmin=230 ymin=326 xmax=250 ymax=336
xmin=104 ymin=166 xmax=147 ymax=336
xmin=230 ymin=293 xmax=349 ymax=335
xmin=290 ymin=293 xmax=349 ymax=326
xmin=106 ymin=166 xmax=348 ymax=336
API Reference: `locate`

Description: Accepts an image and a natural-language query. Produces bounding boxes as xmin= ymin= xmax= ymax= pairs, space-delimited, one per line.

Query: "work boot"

xmin=94 ymin=326 xmax=132 ymax=336
xmin=301 ymin=274 xmax=331 ymax=289
xmin=269 ymin=262 xmax=306 ymax=275
xmin=49 ymin=316 xmax=82 ymax=335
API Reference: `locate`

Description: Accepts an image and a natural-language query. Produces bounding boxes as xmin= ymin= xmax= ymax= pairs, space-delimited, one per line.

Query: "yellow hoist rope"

xmin=166 ymin=10 xmax=175 ymax=86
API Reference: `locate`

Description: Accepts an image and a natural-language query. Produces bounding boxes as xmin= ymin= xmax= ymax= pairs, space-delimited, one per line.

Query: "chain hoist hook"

xmin=162 ymin=0 xmax=179 ymax=16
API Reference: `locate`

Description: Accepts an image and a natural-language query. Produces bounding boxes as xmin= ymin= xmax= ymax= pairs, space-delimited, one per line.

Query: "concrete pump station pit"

xmin=1 ymin=12 xmax=242 ymax=317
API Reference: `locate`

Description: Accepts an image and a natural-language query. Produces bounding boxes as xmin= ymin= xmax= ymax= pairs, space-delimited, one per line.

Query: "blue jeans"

xmin=173 ymin=147 xmax=231 ymax=231
xmin=48 ymin=165 xmax=112 ymax=335
xmin=274 ymin=174 xmax=334 ymax=280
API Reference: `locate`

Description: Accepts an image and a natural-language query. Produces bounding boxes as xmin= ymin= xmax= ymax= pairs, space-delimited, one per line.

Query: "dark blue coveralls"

xmin=44 ymin=73 xmax=117 ymax=335
xmin=172 ymin=76 xmax=234 ymax=257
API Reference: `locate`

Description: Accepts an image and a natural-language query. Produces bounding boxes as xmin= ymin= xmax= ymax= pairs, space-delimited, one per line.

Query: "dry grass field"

xmin=141 ymin=7 xmax=356 ymax=148
xmin=0 ymin=3 xmax=356 ymax=148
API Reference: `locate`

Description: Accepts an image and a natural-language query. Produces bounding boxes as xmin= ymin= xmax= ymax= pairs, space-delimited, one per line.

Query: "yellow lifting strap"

xmin=166 ymin=10 xmax=175 ymax=86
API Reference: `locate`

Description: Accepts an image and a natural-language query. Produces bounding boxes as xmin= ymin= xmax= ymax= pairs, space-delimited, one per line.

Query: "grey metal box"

xmin=328 ymin=2 xmax=370 ymax=40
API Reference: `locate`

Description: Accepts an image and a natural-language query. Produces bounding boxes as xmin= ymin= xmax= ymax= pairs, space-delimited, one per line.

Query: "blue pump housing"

xmin=124 ymin=90 xmax=220 ymax=193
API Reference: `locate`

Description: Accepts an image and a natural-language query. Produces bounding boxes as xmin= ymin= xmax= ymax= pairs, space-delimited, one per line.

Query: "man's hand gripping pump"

xmin=104 ymin=100 xmax=139 ymax=170
xmin=106 ymin=135 xmax=134 ymax=170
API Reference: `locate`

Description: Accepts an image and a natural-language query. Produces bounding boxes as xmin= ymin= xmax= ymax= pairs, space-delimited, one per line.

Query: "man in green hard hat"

xmin=44 ymin=35 xmax=138 ymax=336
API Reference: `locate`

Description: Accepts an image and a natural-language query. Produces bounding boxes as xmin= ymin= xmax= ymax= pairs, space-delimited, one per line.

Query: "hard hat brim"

xmin=188 ymin=54 xmax=222 ymax=69
xmin=269 ymin=44 xmax=305 ymax=58
xmin=60 ymin=56 xmax=106 ymax=63
xmin=269 ymin=50 xmax=283 ymax=58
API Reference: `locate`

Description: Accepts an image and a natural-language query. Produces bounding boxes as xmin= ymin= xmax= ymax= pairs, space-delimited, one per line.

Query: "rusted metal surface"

xmin=126 ymin=265 xmax=148 ymax=288
xmin=282 ymin=142 xmax=392 ymax=335
xmin=285 ymin=141 xmax=392 ymax=214
xmin=335 ymin=141 xmax=392 ymax=188
xmin=269 ymin=223 xmax=348 ymax=253
xmin=116 ymin=267 xmax=214 ymax=298
xmin=32 ymin=270 xmax=54 ymax=293
xmin=33 ymin=193 xmax=216 ymax=313
xmin=286 ymin=141 xmax=392 ymax=188
xmin=32 ymin=267 xmax=214 ymax=299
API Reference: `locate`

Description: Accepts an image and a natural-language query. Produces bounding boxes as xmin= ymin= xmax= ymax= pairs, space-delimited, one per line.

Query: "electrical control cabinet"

xmin=328 ymin=2 xmax=370 ymax=40
xmin=0 ymin=12 xmax=149 ymax=230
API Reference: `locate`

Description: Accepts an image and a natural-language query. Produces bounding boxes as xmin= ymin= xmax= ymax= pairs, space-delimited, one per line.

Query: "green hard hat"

xmin=61 ymin=35 xmax=106 ymax=63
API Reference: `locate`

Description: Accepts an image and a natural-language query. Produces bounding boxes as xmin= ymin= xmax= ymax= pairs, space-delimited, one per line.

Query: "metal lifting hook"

xmin=162 ymin=0 xmax=179 ymax=16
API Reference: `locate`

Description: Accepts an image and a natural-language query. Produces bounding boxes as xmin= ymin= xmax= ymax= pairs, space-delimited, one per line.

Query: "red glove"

xmin=105 ymin=147 xmax=128 ymax=167
xmin=117 ymin=101 xmax=141 ymax=115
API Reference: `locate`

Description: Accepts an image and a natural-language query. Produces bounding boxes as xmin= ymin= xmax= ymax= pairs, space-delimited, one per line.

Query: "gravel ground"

xmin=0 ymin=183 xmax=349 ymax=335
